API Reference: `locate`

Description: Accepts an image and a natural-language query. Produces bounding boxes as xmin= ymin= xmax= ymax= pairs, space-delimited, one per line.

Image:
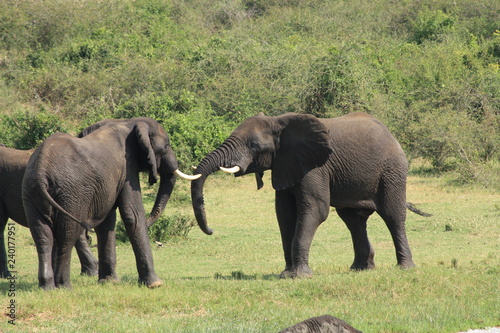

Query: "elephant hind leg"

xmin=95 ymin=212 xmax=119 ymax=283
xmin=377 ymin=205 xmax=415 ymax=269
xmin=336 ymin=208 xmax=375 ymax=270
xmin=0 ymin=212 xmax=12 ymax=278
xmin=29 ymin=221 xmax=56 ymax=289
xmin=75 ymin=231 xmax=98 ymax=276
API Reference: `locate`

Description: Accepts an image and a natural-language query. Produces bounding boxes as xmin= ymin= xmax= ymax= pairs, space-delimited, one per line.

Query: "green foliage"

xmin=0 ymin=0 xmax=499 ymax=186
xmin=115 ymin=213 xmax=195 ymax=243
xmin=148 ymin=213 xmax=195 ymax=242
xmin=410 ymin=9 xmax=455 ymax=44
xmin=0 ymin=108 xmax=65 ymax=149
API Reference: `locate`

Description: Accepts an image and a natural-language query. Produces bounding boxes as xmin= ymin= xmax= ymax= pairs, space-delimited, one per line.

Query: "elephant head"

xmin=79 ymin=118 xmax=200 ymax=228
xmin=191 ymin=113 xmax=332 ymax=235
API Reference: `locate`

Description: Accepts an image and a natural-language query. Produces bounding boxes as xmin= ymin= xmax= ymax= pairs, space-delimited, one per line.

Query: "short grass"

xmin=1 ymin=173 xmax=499 ymax=332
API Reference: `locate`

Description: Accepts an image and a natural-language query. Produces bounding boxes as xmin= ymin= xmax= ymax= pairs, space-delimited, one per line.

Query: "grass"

xmin=1 ymin=173 xmax=499 ymax=332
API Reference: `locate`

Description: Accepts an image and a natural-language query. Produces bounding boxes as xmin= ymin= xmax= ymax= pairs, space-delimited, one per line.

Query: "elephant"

xmin=191 ymin=112 xmax=430 ymax=278
xmin=22 ymin=117 xmax=200 ymax=289
xmin=0 ymin=145 xmax=98 ymax=278
xmin=279 ymin=315 xmax=363 ymax=333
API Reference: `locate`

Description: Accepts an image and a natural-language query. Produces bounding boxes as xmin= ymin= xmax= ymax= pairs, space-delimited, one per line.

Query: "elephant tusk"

xmin=174 ymin=169 xmax=202 ymax=180
xmin=219 ymin=166 xmax=241 ymax=174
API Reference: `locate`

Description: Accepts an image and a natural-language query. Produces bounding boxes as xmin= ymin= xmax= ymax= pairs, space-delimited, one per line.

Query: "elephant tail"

xmin=36 ymin=181 xmax=91 ymax=230
xmin=406 ymin=202 xmax=432 ymax=217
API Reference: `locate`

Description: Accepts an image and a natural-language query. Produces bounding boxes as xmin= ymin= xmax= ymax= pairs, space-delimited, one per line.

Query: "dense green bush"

xmin=0 ymin=0 xmax=498 ymax=187
xmin=115 ymin=213 xmax=195 ymax=243
xmin=0 ymin=108 xmax=65 ymax=149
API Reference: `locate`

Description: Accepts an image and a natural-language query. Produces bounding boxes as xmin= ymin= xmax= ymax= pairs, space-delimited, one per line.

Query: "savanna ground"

xmin=1 ymin=171 xmax=498 ymax=333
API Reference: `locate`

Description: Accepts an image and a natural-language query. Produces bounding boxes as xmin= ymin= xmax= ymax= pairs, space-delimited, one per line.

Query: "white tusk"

xmin=219 ymin=166 xmax=241 ymax=174
xmin=174 ymin=169 xmax=202 ymax=180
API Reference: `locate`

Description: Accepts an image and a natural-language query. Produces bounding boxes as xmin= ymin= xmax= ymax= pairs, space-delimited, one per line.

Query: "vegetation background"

xmin=0 ymin=0 xmax=499 ymax=187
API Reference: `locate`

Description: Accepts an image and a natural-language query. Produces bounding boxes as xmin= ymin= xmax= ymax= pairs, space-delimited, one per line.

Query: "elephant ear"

xmin=135 ymin=121 xmax=159 ymax=185
xmin=271 ymin=114 xmax=332 ymax=191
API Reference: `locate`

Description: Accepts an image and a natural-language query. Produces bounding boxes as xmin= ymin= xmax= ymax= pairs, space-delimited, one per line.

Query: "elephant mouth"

xmin=219 ymin=165 xmax=243 ymax=176
xmin=219 ymin=163 xmax=264 ymax=177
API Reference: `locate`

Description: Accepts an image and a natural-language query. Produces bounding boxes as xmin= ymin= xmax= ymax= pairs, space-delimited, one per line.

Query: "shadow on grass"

xmin=178 ymin=272 xmax=282 ymax=281
xmin=0 ymin=278 xmax=40 ymax=292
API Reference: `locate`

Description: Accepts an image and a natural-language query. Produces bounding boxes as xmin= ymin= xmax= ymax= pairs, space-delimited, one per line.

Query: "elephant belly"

xmin=329 ymin=182 xmax=378 ymax=211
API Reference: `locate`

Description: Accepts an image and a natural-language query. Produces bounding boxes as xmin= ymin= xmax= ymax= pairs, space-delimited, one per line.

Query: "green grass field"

xmin=1 ymin=173 xmax=498 ymax=332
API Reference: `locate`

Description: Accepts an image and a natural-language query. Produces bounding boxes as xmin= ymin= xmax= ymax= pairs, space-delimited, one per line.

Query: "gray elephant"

xmin=192 ymin=112 xmax=429 ymax=278
xmin=0 ymin=145 xmax=98 ymax=278
xmin=22 ymin=117 xmax=200 ymax=289
xmin=279 ymin=315 xmax=362 ymax=333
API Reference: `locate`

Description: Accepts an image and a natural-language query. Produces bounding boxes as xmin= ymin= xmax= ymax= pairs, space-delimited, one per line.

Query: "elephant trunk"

xmin=191 ymin=138 xmax=241 ymax=235
xmin=146 ymin=146 xmax=179 ymax=228
xmin=146 ymin=172 xmax=176 ymax=228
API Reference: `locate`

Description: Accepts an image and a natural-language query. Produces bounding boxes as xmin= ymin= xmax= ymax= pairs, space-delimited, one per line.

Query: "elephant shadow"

xmin=178 ymin=272 xmax=281 ymax=281
xmin=0 ymin=279 xmax=45 ymax=292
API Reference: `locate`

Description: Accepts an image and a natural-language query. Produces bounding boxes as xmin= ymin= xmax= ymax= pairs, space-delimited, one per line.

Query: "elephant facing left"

xmin=22 ymin=117 xmax=200 ymax=289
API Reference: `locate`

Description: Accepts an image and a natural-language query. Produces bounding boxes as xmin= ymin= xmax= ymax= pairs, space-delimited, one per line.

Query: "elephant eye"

xmin=249 ymin=141 xmax=260 ymax=150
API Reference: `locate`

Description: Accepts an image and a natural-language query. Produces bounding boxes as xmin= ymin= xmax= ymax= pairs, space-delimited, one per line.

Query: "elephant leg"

xmin=275 ymin=190 xmax=297 ymax=276
xmin=95 ymin=211 xmax=118 ymax=282
xmin=119 ymin=205 xmax=161 ymax=288
xmin=336 ymin=208 xmax=375 ymax=270
xmin=29 ymin=220 xmax=56 ymax=290
xmin=377 ymin=204 xmax=415 ymax=269
xmin=75 ymin=230 xmax=98 ymax=276
xmin=281 ymin=186 xmax=330 ymax=279
xmin=53 ymin=220 xmax=81 ymax=289
xmin=0 ymin=213 xmax=11 ymax=278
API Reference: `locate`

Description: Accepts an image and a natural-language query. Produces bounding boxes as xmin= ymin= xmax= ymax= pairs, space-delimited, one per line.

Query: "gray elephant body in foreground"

xmin=23 ymin=117 xmax=199 ymax=289
xmin=192 ymin=112 xmax=429 ymax=278
xmin=279 ymin=315 xmax=362 ymax=333
xmin=0 ymin=146 xmax=97 ymax=278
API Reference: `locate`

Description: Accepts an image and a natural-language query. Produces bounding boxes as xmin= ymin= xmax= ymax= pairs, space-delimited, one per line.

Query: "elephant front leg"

xmin=277 ymin=189 xmax=330 ymax=279
xmin=336 ymin=208 xmax=375 ymax=270
xmin=275 ymin=190 xmax=297 ymax=277
xmin=119 ymin=206 xmax=162 ymax=288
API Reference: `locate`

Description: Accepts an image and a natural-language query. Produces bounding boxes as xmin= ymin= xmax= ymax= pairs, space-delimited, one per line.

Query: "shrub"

xmin=0 ymin=108 xmax=65 ymax=149
xmin=410 ymin=9 xmax=455 ymax=44
xmin=116 ymin=213 xmax=195 ymax=243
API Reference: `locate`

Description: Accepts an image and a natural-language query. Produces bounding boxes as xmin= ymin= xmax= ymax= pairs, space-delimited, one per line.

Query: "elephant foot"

xmin=147 ymin=280 xmax=163 ymax=289
xmin=98 ymin=275 xmax=120 ymax=284
xmin=81 ymin=266 xmax=98 ymax=276
xmin=350 ymin=255 xmax=375 ymax=271
xmin=397 ymin=260 xmax=416 ymax=269
xmin=350 ymin=261 xmax=375 ymax=271
xmin=39 ymin=280 xmax=56 ymax=290
xmin=280 ymin=265 xmax=313 ymax=279
xmin=138 ymin=273 xmax=163 ymax=288
xmin=0 ymin=270 xmax=12 ymax=279
xmin=55 ymin=281 xmax=73 ymax=289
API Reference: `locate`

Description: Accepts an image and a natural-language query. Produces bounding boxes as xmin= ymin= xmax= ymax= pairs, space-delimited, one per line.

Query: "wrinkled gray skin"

xmin=279 ymin=315 xmax=363 ymax=333
xmin=192 ymin=112 xmax=428 ymax=278
xmin=23 ymin=117 xmax=183 ymax=289
xmin=0 ymin=146 xmax=98 ymax=278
